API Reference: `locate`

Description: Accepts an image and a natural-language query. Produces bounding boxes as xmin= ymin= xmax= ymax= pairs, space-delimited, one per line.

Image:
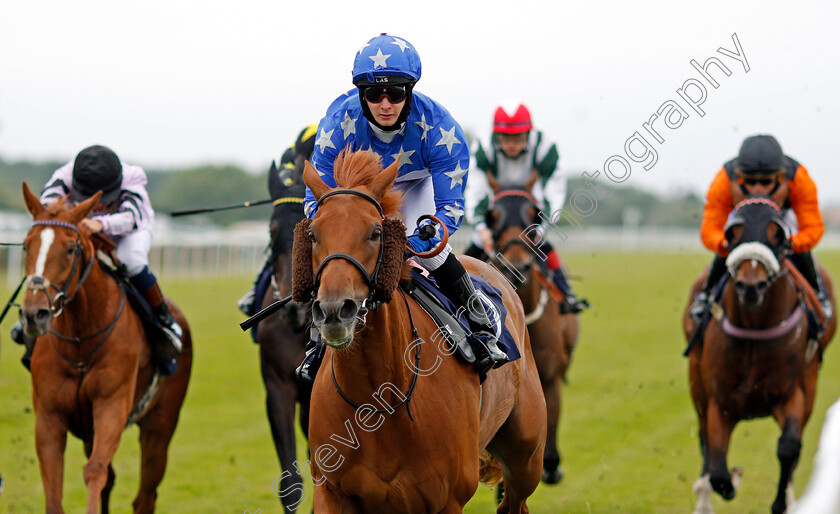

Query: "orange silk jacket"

xmin=700 ymin=156 xmax=823 ymax=255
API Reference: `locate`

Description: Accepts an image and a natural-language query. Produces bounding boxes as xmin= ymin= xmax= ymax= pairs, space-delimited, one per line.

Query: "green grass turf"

xmin=1 ymin=250 xmax=839 ymax=513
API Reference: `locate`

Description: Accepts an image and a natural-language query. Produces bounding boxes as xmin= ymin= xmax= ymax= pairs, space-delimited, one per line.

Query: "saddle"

xmin=248 ymin=266 xmax=273 ymax=343
xmin=403 ymin=266 xmax=520 ymax=381
xmin=534 ymin=269 xmax=565 ymax=303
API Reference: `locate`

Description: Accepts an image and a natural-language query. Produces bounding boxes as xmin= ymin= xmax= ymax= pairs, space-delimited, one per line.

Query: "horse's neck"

xmin=517 ymin=269 xmax=542 ymax=312
xmin=273 ymin=251 xmax=293 ymax=298
xmin=723 ymin=274 xmax=798 ymax=328
xmin=54 ymin=264 xmax=117 ymax=336
xmin=331 ymin=295 xmax=415 ymax=392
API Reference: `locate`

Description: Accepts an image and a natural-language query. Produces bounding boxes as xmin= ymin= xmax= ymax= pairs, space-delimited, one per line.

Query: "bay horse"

xmin=19 ymin=183 xmax=192 ymax=514
xmin=683 ymin=197 xmax=836 ymax=514
xmin=484 ymin=186 xmax=580 ymax=485
xmin=257 ymin=168 xmax=312 ymax=512
xmin=294 ymin=150 xmax=547 ymax=513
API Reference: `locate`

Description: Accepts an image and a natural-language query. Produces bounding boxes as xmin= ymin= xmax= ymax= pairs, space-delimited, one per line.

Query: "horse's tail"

xmin=479 ymin=450 xmax=503 ymax=487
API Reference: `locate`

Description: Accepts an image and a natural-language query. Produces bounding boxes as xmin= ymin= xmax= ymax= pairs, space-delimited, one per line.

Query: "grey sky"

xmin=2 ymin=0 xmax=838 ymax=202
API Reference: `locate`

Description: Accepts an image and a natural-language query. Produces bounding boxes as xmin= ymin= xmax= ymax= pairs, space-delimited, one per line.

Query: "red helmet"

xmin=493 ymin=101 xmax=532 ymax=134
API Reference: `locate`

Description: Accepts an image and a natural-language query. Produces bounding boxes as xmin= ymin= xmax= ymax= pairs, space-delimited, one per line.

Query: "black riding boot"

xmin=433 ymin=254 xmax=508 ymax=374
xmin=548 ymin=266 xmax=590 ymax=314
xmin=134 ymin=278 xmax=182 ymax=376
xmin=11 ymin=320 xmax=35 ymax=371
xmin=790 ymin=251 xmax=833 ymax=320
xmin=689 ymin=254 xmax=728 ymax=321
xmin=295 ymin=329 xmax=324 ymax=383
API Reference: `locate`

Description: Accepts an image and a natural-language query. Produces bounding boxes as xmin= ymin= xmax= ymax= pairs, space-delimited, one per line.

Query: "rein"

xmin=330 ymin=288 xmax=421 ymax=421
xmin=25 ymin=220 xmax=96 ymax=317
xmin=49 ymin=283 xmax=127 ymax=374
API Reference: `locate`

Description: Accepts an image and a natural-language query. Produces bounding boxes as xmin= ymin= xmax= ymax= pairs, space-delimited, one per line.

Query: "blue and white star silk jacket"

xmin=305 ymin=89 xmax=470 ymax=254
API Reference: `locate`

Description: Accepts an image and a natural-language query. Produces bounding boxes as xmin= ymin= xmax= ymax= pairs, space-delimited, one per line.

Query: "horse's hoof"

xmin=541 ymin=466 xmax=564 ymax=485
xmin=710 ymin=475 xmax=736 ymax=501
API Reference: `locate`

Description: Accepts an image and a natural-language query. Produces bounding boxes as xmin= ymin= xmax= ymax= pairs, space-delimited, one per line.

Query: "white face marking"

xmin=751 ymin=259 xmax=758 ymax=269
xmin=35 ymin=228 xmax=55 ymax=276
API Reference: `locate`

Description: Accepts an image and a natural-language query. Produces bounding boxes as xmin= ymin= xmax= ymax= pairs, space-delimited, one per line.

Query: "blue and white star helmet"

xmin=352 ymin=33 xmax=422 ymax=86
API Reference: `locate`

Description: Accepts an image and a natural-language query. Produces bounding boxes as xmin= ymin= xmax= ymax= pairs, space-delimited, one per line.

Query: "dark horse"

xmin=485 ymin=187 xmax=580 ymax=485
xmin=295 ymin=150 xmax=546 ymax=512
xmin=683 ymin=197 xmax=836 ymax=514
xmin=257 ymin=165 xmax=312 ymax=512
xmin=19 ymin=183 xmax=192 ymax=513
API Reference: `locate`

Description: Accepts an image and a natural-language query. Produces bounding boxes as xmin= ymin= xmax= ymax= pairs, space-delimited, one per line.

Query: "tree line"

xmin=0 ymin=157 xmax=703 ymax=228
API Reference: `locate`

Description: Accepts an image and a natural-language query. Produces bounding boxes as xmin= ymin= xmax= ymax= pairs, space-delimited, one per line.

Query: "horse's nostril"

xmin=756 ymin=280 xmax=768 ymax=293
xmin=339 ymin=299 xmax=359 ymax=322
xmin=734 ymin=280 xmax=746 ymax=292
xmin=312 ymin=300 xmax=325 ymax=324
xmin=25 ymin=309 xmax=51 ymax=325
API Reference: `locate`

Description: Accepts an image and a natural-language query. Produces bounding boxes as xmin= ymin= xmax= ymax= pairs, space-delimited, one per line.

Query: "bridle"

xmin=24 ymin=220 xmax=96 ymax=318
xmin=312 ymin=189 xmax=387 ymax=316
xmin=489 ymin=190 xmax=540 ymax=275
xmin=23 ymin=218 xmax=127 ymax=374
xmin=312 ymin=188 xmax=421 ymax=420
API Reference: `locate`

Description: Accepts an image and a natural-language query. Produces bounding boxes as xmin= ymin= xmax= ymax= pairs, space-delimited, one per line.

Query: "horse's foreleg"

xmin=35 ymin=408 xmax=69 ymax=514
xmin=706 ymin=401 xmax=737 ymax=501
xmin=771 ymin=391 xmax=805 ymax=514
xmin=85 ymin=396 xmax=129 ymax=514
xmin=84 ymin=441 xmax=116 ymax=514
xmin=540 ymin=376 xmax=563 ymax=485
xmin=265 ymin=378 xmax=306 ymax=512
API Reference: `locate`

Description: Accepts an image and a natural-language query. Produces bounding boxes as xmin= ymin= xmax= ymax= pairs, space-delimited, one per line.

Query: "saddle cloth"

xmin=98 ymin=261 xmax=179 ymax=363
xmin=406 ymin=267 xmax=521 ymax=371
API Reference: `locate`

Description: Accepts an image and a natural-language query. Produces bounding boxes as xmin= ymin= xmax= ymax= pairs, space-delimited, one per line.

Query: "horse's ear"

xmin=725 ymin=224 xmax=743 ymax=247
xmin=22 ymin=182 xmax=45 ymax=217
xmin=267 ymin=161 xmax=288 ymax=200
xmin=486 ymin=173 xmax=502 ymax=195
xmin=485 ymin=208 xmax=497 ymax=230
xmin=370 ymin=159 xmax=399 ymax=201
xmin=303 ymin=160 xmax=330 ymax=201
xmin=770 ymin=181 xmax=788 ymax=208
xmin=524 ymin=170 xmax=539 ymax=193
xmin=766 ymin=222 xmax=784 ymax=249
xmin=69 ymin=191 xmax=102 ymax=222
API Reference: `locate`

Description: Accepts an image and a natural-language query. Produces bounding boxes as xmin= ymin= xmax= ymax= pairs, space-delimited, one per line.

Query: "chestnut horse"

xmin=294 ymin=150 xmax=546 ymax=513
xmin=19 ymin=183 xmax=192 ymax=514
xmin=257 ymin=177 xmax=312 ymax=512
xmin=485 ymin=187 xmax=580 ymax=485
xmin=683 ymin=198 xmax=836 ymax=514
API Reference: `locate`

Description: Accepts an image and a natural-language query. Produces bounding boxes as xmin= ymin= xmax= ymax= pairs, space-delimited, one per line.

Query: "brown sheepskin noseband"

xmin=291 ymin=210 xmax=407 ymax=305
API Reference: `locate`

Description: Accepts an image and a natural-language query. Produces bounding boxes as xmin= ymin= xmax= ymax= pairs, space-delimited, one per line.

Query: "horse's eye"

xmin=370 ymin=227 xmax=382 ymax=241
xmin=67 ymin=243 xmax=76 ymax=256
xmin=308 ymin=230 xmax=316 ymax=243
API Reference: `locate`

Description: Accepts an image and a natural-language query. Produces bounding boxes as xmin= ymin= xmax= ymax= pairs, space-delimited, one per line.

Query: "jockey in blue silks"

xmin=297 ymin=33 xmax=508 ymax=381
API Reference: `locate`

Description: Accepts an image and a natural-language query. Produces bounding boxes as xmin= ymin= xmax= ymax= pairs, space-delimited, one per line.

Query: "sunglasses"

xmin=743 ymin=177 xmax=775 ymax=186
xmin=362 ymin=85 xmax=408 ymax=104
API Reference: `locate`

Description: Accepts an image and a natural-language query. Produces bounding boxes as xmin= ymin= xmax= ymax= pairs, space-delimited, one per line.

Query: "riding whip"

xmin=239 ymin=294 xmax=293 ymax=331
xmin=169 ymin=198 xmax=273 ymax=217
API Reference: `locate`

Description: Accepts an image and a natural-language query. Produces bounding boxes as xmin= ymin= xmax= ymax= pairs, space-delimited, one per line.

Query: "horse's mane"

xmin=43 ymin=197 xmax=73 ymax=218
xmin=333 ymin=150 xmax=403 ymax=217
